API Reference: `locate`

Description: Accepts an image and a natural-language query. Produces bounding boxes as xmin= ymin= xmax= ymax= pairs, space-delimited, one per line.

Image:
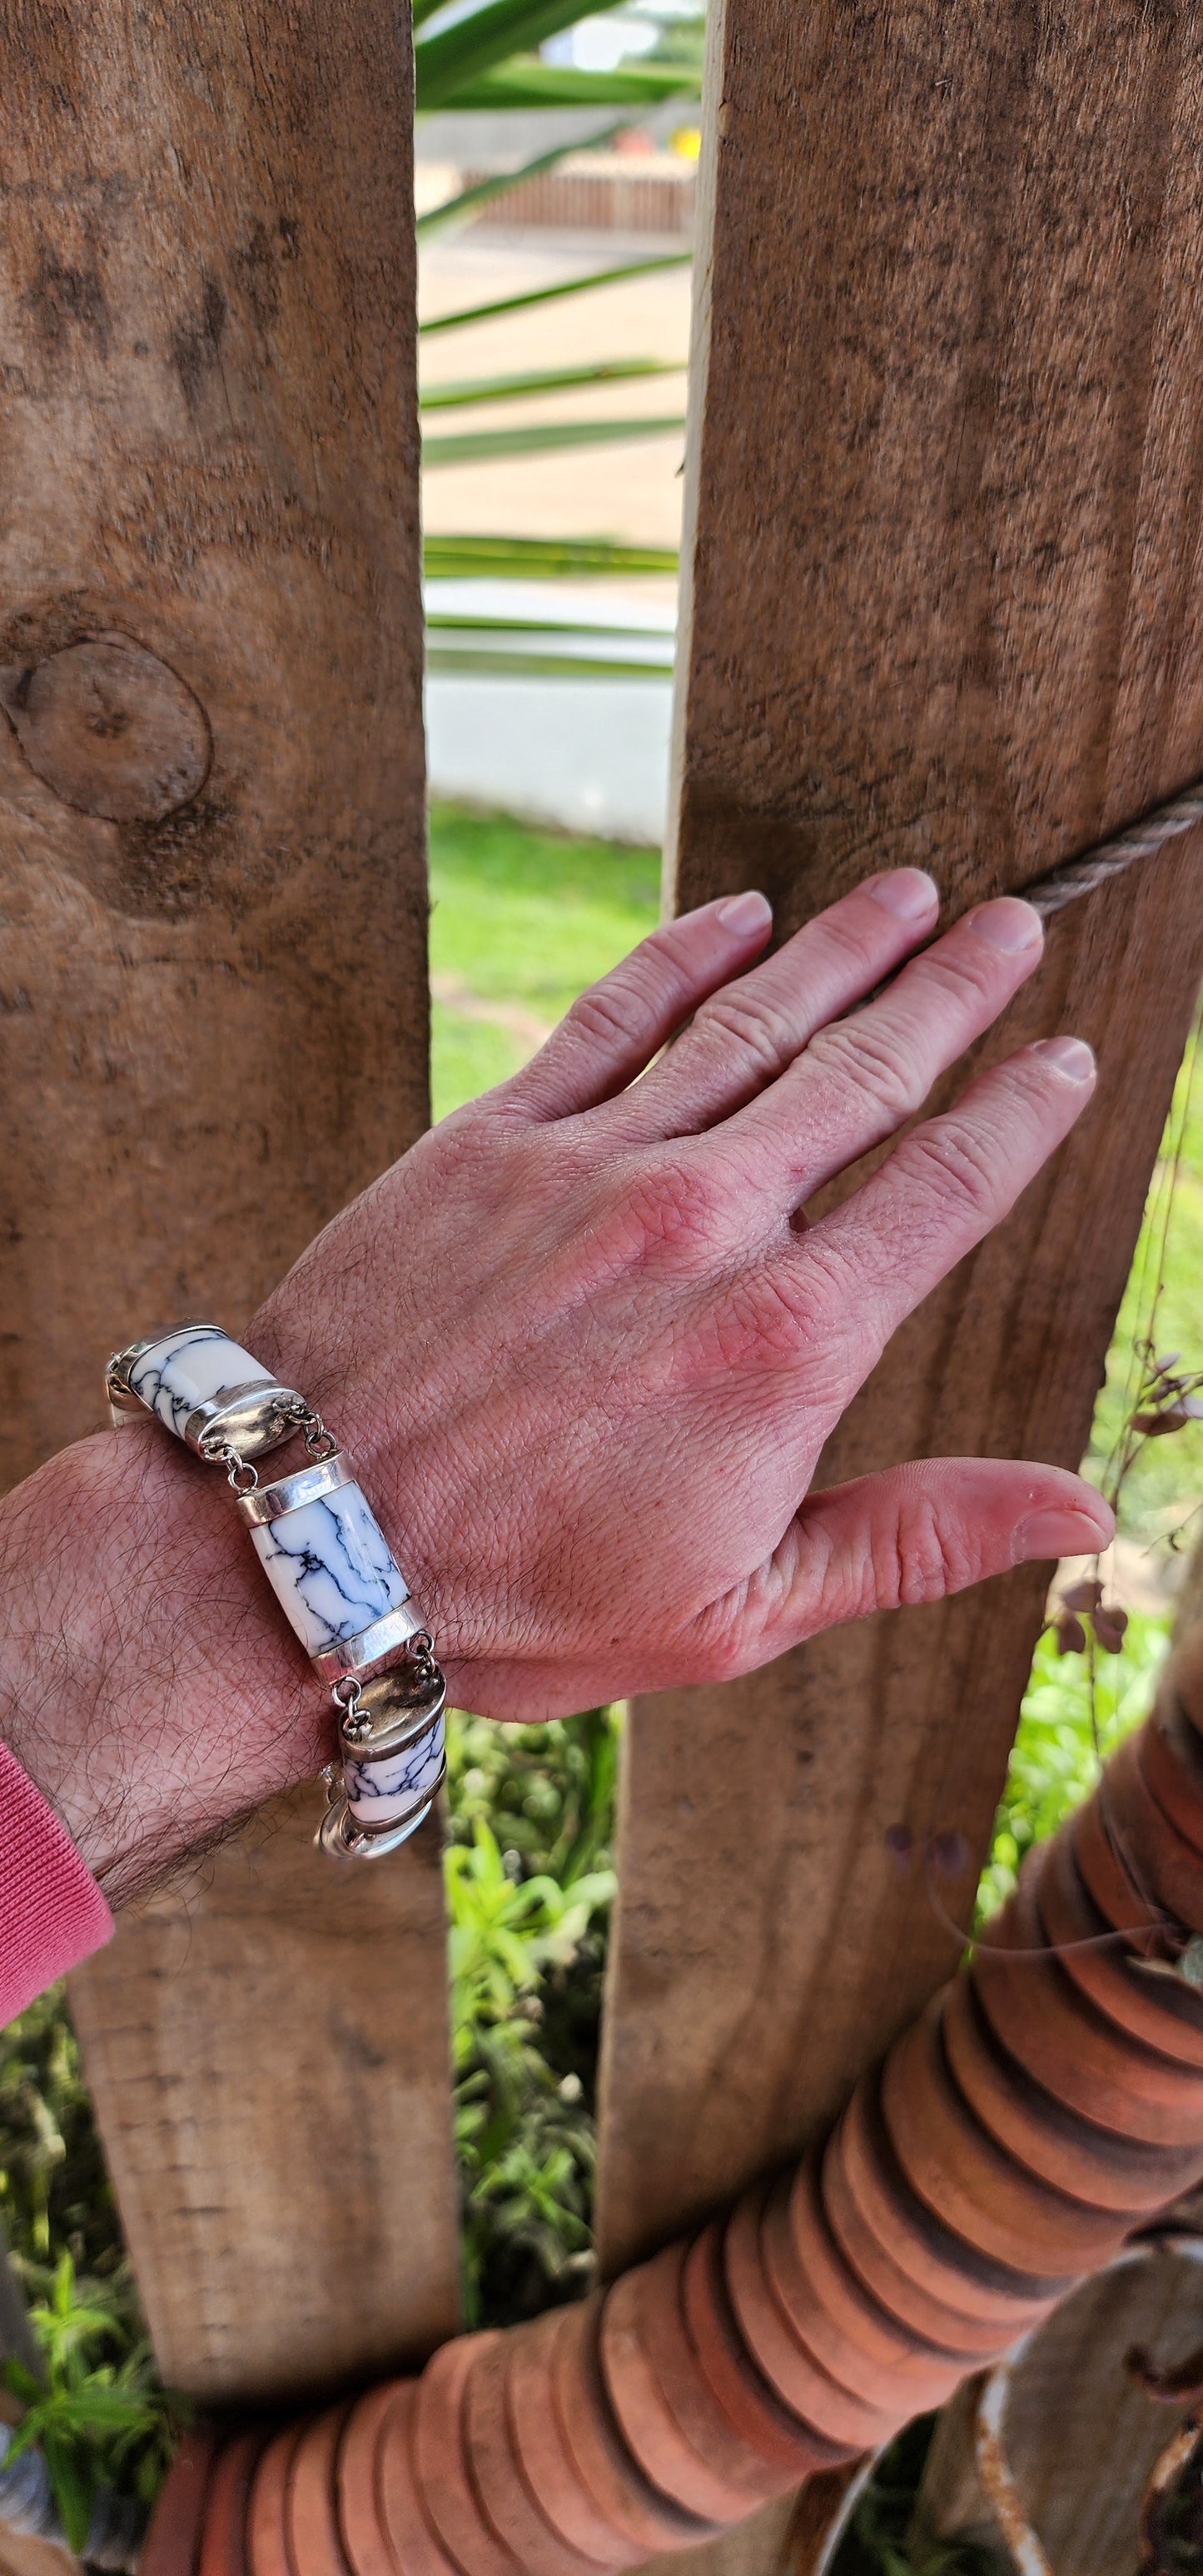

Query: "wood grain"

xmin=0 ymin=0 xmax=429 ymax=1477
xmin=911 ymin=2247 xmax=1203 ymax=2576
xmin=0 ymin=0 xmax=459 ymax=2390
xmin=597 ymin=0 xmax=1203 ymax=2277
xmin=70 ymin=1793 xmax=457 ymax=2403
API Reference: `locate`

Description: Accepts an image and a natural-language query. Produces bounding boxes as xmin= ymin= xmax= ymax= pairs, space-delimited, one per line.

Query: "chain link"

xmin=216 ymin=1444 xmax=259 ymax=1494
xmin=300 ymin=1408 xmax=338 ymax=1462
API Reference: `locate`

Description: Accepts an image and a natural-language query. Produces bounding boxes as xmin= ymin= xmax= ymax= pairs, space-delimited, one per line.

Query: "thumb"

xmin=759 ymin=1457 xmax=1114 ymax=1650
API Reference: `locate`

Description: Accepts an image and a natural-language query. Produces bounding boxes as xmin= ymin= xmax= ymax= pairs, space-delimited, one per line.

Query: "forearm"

xmin=0 ymin=1414 xmax=316 ymax=1907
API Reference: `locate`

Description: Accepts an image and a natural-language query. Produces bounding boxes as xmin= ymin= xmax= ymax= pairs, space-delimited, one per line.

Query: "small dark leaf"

xmin=1061 ymin=1579 xmax=1103 ymax=1614
xmin=1054 ymin=1613 xmax=1088 ymax=1655
xmin=1133 ymin=1405 xmax=1200 ymax=1435
xmin=1092 ymin=1606 xmax=1129 ymax=1654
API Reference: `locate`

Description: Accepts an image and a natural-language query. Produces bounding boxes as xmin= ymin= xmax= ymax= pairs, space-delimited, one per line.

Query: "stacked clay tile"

xmin=151 ymin=1645 xmax=1203 ymax=2576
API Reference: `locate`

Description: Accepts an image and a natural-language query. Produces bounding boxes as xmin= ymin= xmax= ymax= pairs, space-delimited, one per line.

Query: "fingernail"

xmin=972 ymin=897 xmax=1043 ymax=952
xmin=716 ymin=888 xmax=773 ymax=936
xmin=1028 ymin=1034 xmax=1096 ymax=1082
xmin=865 ymin=868 xmax=939 ymax=920
xmin=1011 ymin=1506 xmax=1111 ymax=1565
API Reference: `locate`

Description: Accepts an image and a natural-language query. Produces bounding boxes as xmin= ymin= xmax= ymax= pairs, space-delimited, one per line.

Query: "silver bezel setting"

xmin=236 ymin=1450 xmax=354 ymax=1526
xmin=316 ymin=1793 xmax=435 ymax=1859
xmin=339 ymin=1666 xmax=447 ymax=1763
xmin=312 ymin=1603 xmax=425 ymax=1683
xmin=185 ymin=1380 xmax=307 ymax=1461
xmin=107 ymin=1324 xmax=306 ymax=1462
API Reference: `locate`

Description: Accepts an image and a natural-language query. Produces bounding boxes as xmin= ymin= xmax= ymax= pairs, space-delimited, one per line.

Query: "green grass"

xmin=977 ymin=1609 xmax=1173 ymax=1922
xmin=430 ymin=1000 xmax=521 ymax=1121
xmin=429 ymin=801 xmax=660 ymax=1121
xmin=1084 ymin=1027 xmax=1203 ymax=1537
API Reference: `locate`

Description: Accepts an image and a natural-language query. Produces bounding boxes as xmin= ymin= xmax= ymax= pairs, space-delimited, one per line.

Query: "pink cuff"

xmin=0 ymin=1740 xmax=112 ymax=2024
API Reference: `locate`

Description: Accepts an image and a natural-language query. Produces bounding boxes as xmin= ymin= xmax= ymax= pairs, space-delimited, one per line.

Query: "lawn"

xmin=1 ymin=800 xmax=1200 ymax=2560
xmin=429 ymin=798 xmax=662 ymax=1121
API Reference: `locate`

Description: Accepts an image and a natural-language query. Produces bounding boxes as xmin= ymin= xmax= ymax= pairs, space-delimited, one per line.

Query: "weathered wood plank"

xmin=911 ymin=2245 xmax=1203 ymax=2575
xmin=1 ymin=0 xmax=458 ymax=2390
xmin=69 ymin=1792 xmax=456 ymax=2404
xmin=596 ymin=0 xmax=1203 ymax=2275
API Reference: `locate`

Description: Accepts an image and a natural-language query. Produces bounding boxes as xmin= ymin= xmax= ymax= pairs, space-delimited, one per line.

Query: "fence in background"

xmin=4 ymin=2 xmax=1203 ymax=2570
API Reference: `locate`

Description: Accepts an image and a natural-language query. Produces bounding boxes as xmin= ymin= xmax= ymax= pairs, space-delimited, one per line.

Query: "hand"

xmin=251 ymin=867 xmax=1113 ymax=1716
xmin=0 ymin=869 xmax=1114 ymax=1899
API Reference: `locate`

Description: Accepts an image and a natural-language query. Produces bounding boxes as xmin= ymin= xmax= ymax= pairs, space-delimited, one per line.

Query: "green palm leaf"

xmin=420 ymin=356 xmax=679 ymax=409
xmin=419 ymin=251 xmax=690 ymax=339
xmin=426 ymin=647 xmax=672 ymax=679
xmin=415 ymin=120 xmax=629 ymax=240
xmin=440 ymin=57 xmax=698 ymax=106
xmin=414 ymin=0 xmax=627 ymax=112
xmin=426 ymin=612 xmax=663 ymax=634
xmin=422 ymin=533 xmax=679 ymax=577
xmin=423 ymin=411 xmax=685 ymax=465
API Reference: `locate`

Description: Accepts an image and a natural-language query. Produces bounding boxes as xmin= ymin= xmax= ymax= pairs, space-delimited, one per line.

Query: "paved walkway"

xmin=420 ymin=227 xmax=689 ymax=838
xmin=420 ymin=227 xmax=690 ymax=584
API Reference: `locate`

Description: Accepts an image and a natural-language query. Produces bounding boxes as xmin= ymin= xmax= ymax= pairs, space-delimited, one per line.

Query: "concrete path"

xmin=420 ymin=230 xmax=688 ymax=838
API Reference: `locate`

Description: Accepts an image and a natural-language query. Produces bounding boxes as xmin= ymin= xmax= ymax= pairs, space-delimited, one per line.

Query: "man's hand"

xmin=253 ymin=868 xmax=1111 ymax=1708
xmin=0 ymin=870 xmax=1114 ymax=1898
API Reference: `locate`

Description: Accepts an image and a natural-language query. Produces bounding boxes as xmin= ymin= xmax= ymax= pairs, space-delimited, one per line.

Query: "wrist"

xmin=0 ymin=1415 xmax=317 ymax=1905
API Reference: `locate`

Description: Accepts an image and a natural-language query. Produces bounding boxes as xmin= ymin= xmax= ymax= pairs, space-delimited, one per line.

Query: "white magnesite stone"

xmin=345 ymin=1717 xmax=446 ymax=1828
xmin=128 ymin=1326 xmax=274 ymax=1439
xmin=250 ymin=1483 xmax=410 ymax=1657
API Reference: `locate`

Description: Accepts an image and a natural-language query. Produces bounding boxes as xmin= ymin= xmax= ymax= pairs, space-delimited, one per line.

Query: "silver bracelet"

xmin=105 ymin=1322 xmax=446 ymax=1862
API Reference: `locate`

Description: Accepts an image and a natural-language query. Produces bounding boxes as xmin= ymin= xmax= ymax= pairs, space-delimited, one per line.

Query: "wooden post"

xmin=596 ymin=0 xmax=1203 ymax=2280
xmin=1 ymin=0 xmax=460 ymax=2393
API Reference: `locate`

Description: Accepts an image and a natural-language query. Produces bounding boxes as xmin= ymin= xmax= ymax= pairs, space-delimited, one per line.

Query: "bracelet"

xmin=105 ymin=1322 xmax=446 ymax=1862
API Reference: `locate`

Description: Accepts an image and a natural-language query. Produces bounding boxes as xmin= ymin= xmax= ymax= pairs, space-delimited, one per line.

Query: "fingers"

xmin=598 ymin=867 xmax=942 ymax=1143
xmin=790 ymin=1034 xmax=1096 ymax=1370
xmin=505 ymin=889 xmax=773 ymax=1119
xmin=734 ymin=1459 xmax=1115 ymax=1663
xmin=718 ymin=897 xmax=1045 ymax=1198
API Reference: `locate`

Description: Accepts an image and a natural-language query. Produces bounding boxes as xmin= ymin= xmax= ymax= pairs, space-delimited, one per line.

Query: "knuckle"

xmin=879 ymin=1493 xmax=973 ymax=1608
xmin=693 ymin=987 xmax=798 ymax=1077
xmin=898 ymin=1116 xmax=998 ymax=1216
xmin=565 ymin=914 xmax=710 ymax=1057
xmin=805 ymin=908 xmax=887 ymax=983
xmin=804 ymin=1017 xmax=927 ymax=1122
xmin=623 ymin=1151 xmax=728 ymax=1259
xmin=714 ymin=1255 xmax=856 ymax=1381
xmin=566 ymin=970 xmax=657 ymax=1053
xmin=713 ymin=1271 xmax=807 ymax=1368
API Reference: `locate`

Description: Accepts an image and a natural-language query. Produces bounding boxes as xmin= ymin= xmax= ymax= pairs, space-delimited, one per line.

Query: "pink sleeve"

xmin=0 ymin=1740 xmax=112 ymax=2024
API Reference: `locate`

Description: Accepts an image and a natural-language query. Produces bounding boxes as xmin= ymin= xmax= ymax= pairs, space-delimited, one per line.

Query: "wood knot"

xmin=0 ymin=631 xmax=211 ymax=823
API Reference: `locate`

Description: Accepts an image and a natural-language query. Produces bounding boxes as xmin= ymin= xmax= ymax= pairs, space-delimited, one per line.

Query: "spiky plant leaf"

xmin=422 ymin=534 xmax=679 ymax=578
xmin=440 ymin=57 xmax=698 ymax=106
xmin=415 ymin=0 xmax=628 ymax=112
xmin=420 ymin=357 xmax=679 ymax=409
xmin=419 ymin=250 xmax=691 ymax=340
xmin=423 ymin=411 xmax=685 ymax=465
xmin=416 ymin=120 xmax=627 ymax=239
